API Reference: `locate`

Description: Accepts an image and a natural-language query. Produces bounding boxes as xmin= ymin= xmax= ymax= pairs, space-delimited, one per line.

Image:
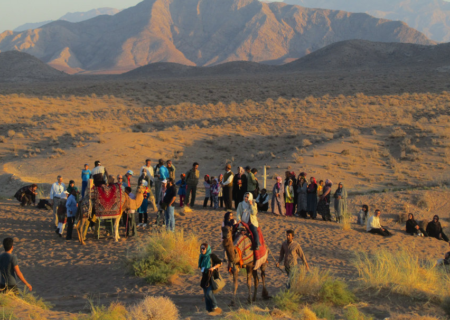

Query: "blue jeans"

xmin=165 ymin=205 xmax=175 ymax=232
xmin=81 ymin=181 xmax=88 ymax=198
xmin=212 ymin=195 xmax=219 ymax=209
xmin=249 ymin=224 xmax=261 ymax=249
xmin=202 ymin=286 xmax=218 ymax=312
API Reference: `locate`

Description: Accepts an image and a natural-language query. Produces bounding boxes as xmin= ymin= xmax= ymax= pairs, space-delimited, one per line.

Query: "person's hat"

xmin=126 ymin=170 xmax=134 ymax=176
xmin=162 ymin=179 xmax=167 ymax=184
xmin=95 ymin=160 xmax=101 ymax=166
xmin=84 ymin=163 xmax=89 ymax=166
xmin=142 ymin=180 xmax=148 ymax=187
xmin=245 ymin=166 xmax=251 ymax=170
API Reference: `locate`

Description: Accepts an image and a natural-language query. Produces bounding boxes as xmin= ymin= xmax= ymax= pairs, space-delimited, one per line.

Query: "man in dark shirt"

xmin=0 ymin=238 xmax=32 ymax=293
xmin=14 ymin=184 xmax=38 ymax=206
xmin=163 ymin=178 xmax=177 ymax=232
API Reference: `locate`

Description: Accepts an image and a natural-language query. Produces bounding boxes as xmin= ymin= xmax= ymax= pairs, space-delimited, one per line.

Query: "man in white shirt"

xmin=140 ymin=159 xmax=154 ymax=186
xmin=221 ymin=164 xmax=234 ymax=210
xmin=367 ymin=209 xmax=391 ymax=237
xmin=50 ymin=175 xmax=66 ymax=229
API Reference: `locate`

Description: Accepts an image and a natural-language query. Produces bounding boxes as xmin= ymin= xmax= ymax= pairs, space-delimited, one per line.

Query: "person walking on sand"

xmin=185 ymin=162 xmax=200 ymax=208
xmin=81 ymin=164 xmax=91 ymax=198
xmin=199 ymin=243 xmax=222 ymax=316
xmin=50 ymin=175 xmax=66 ymax=229
xmin=277 ymin=230 xmax=310 ymax=288
xmin=272 ymin=177 xmax=285 ymax=216
xmin=367 ymin=209 xmax=391 ymax=237
xmin=221 ymin=164 xmax=234 ymax=210
xmin=0 ymin=237 xmax=32 ymax=293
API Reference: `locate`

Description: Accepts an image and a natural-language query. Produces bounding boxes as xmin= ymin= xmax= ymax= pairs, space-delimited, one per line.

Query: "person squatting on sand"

xmin=367 ymin=209 xmax=391 ymax=237
xmin=198 ymin=243 xmax=222 ymax=316
xmin=277 ymin=230 xmax=310 ymax=288
xmin=14 ymin=184 xmax=37 ymax=207
xmin=426 ymin=215 xmax=449 ymax=242
xmin=236 ymin=192 xmax=260 ymax=250
xmin=0 ymin=237 xmax=32 ymax=293
xmin=405 ymin=213 xmax=428 ymax=237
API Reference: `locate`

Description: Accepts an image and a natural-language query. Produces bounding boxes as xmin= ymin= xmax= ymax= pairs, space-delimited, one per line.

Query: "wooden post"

xmin=263 ymin=166 xmax=267 ymax=189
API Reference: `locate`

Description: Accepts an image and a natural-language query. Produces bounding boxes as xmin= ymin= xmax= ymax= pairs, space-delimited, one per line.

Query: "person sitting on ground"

xmin=357 ymin=205 xmax=369 ymax=226
xmin=14 ymin=184 xmax=38 ymax=207
xmin=199 ymin=243 xmax=222 ymax=316
xmin=124 ymin=187 xmax=137 ymax=237
xmin=236 ymin=192 xmax=260 ymax=250
xmin=255 ymin=188 xmax=269 ymax=212
xmin=426 ymin=215 xmax=449 ymax=242
xmin=91 ymin=160 xmax=108 ymax=187
xmin=406 ymin=213 xmax=428 ymax=237
xmin=276 ymin=230 xmax=310 ymax=288
xmin=367 ymin=209 xmax=391 ymax=236
xmin=0 ymin=237 xmax=32 ymax=293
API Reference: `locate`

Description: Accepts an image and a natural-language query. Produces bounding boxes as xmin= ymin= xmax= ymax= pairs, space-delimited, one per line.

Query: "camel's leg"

xmin=252 ymin=268 xmax=259 ymax=302
xmin=114 ymin=216 xmax=121 ymax=242
xmin=76 ymin=219 xmax=82 ymax=244
xmin=261 ymin=264 xmax=269 ymax=299
xmin=246 ymin=266 xmax=252 ymax=304
xmin=229 ymin=266 xmax=239 ymax=307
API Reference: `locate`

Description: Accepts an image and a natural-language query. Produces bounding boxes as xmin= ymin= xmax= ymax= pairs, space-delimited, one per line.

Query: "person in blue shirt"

xmin=81 ymin=164 xmax=91 ymax=198
xmin=159 ymin=165 xmax=170 ymax=181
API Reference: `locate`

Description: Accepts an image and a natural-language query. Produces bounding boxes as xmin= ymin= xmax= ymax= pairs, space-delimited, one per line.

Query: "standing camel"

xmin=76 ymin=182 xmax=145 ymax=244
xmin=222 ymin=225 xmax=269 ymax=306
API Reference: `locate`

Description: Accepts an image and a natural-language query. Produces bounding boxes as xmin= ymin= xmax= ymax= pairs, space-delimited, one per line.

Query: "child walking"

xmin=176 ymin=173 xmax=187 ymax=207
xmin=210 ymin=178 xmax=220 ymax=209
xmin=203 ymin=175 xmax=212 ymax=207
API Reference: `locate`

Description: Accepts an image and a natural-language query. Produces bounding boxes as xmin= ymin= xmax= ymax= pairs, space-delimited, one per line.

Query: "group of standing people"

xmin=271 ymin=171 xmax=347 ymax=223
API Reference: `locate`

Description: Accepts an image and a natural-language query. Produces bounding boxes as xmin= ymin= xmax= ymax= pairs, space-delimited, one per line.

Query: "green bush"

xmin=312 ymin=303 xmax=335 ymax=320
xmin=319 ymin=279 xmax=356 ymax=306
xmin=273 ymin=290 xmax=301 ymax=313
xmin=344 ymin=306 xmax=373 ymax=320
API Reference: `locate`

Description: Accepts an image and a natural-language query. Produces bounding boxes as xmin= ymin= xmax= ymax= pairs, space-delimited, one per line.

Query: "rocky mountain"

xmin=13 ymin=8 xmax=120 ymax=32
xmin=0 ymin=51 xmax=68 ymax=82
xmin=283 ymin=0 xmax=450 ymax=42
xmin=0 ymin=0 xmax=435 ymax=74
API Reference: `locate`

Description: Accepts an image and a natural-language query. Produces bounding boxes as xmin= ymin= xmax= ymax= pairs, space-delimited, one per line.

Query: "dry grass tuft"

xmin=290 ymin=266 xmax=331 ymax=297
xmin=128 ymin=296 xmax=179 ymax=320
xmin=299 ymin=306 xmax=317 ymax=320
xmin=353 ymin=249 xmax=450 ymax=301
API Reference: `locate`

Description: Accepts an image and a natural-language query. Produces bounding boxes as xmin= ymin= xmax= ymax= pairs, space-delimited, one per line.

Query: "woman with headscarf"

xmin=333 ymin=182 xmax=347 ymax=223
xmin=357 ymin=205 xmax=369 ymax=226
xmin=317 ymin=179 xmax=333 ymax=221
xmin=406 ymin=213 xmax=428 ymax=236
xmin=307 ymin=177 xmax=318 ymax=219
xmin=296 ymin=175 xmax=308 ymax=218
xmin=233 ymin=167 xmax=247 ymax=209
xmin=236 ymin=192 xmax=260 ymax=250
xmin=199 ymin=243 xmax=222 ymax=315
xmin=285 ymin=179 xmax=295 ymax=217
xmin=426 ymin=215 xmax=449 ymax=241
xmin=272 ymin=177 xmax=286 ymax=216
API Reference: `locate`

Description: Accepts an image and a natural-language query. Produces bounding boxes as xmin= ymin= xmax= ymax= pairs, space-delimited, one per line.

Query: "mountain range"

xmin=13 ymin=8 xmax=120 ymax=33
xmin=284 ymin=0 xmax=450 ymax=42
xmin=0 ymin=0 xmax=436 ymax=74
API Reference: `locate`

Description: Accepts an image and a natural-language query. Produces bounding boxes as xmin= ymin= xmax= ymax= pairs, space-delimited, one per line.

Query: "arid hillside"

xmin=0 ymin=0 xmax=435 ymax=74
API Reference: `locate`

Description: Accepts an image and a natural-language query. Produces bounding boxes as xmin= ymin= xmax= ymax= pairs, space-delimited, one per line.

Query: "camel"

xmin=76 ymin=182 xmax=145 ymax=244
xmin=222 ymin=225 xmax=269 ymax=306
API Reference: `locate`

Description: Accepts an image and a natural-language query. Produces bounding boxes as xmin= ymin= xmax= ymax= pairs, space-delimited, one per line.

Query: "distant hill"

xmin=0 ymin=51 xmax=68 ymax=82
xmin=0 ymin=0 xmax=435 ymax=74
xmin=283 ymin=39 xmax=450 ymax=71
xmin=284 ymin=0 xmax=450 ymax=42
xmin=13 ymin=8 xmax=120 ymax=32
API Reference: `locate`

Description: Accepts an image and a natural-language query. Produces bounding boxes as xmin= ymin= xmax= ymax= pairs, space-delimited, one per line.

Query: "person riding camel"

xmin=236 ymin=192 xmax=260 ymax=250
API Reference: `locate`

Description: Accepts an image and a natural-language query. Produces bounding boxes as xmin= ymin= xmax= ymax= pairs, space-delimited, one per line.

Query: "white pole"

xmin=264 ymin=166 xmax=266 ymax=189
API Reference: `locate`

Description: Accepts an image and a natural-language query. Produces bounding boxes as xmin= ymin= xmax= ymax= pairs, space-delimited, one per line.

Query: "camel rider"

xmin=91 ymin=161 xmax=108 ymax=187
xmin=236 ymin=192 xmax=260 ymax=251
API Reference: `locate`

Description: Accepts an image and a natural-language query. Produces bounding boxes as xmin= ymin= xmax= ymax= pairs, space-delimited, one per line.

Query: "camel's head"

xmin=136 ymin=186 xmax=146 ymax=194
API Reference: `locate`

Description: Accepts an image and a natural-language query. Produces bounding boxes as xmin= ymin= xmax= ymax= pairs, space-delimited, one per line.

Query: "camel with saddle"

xmin=222 ymin=222 xmax=269 ymax=306
xmin=76 ymin=180 xmax=145 ymax=244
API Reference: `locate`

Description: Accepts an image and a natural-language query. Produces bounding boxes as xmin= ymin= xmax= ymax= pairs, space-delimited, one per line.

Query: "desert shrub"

xmin=352 ymin=249 xmax=450 ymax=301
xmin=344 ymin=307 xmax=373 ymax=320
xmin=292 ymin=153 xmax=304 ymax=164
xmin=397 ymin=213 xmax=408 ymax=223
xmin=0 ymin=136 xmax=5 ymax=143
xmin=7 ymin=130 xmax=15 ymax=137
xmin=311 ymin=303 xmax=335 ymax=320
xmin=273 ymin=290 xmax=301 ymax=313
xmin=302 ymin=139 xmax=312 ymax=147
xmin=128 ymin=296 xmax=179 ymax=320
xmin=442 ymin=296 xmax=450 ymax=316
xmin=341 ymin=149 xmax=350 ymax=156
xmin=290 ymin=266 xmax=331 ymax=297
xmin=224 ymin=307 xmax=272 ymax=320
xmin=390 ymin=128 xmax=407 ymax=138
xmin=88 ymin=301 xmax=127 ymax=320
xmin=416 ymin=193 xmax=431 ymax=210
xmin=17 ymin=288 xmax=52 ymax=310
xmin=319 ymin=279 xmax=355 ymax=306
xmin=128 ymin=230 xmax=199 ymax=284
xmin=299 ymin=306 xmax=317 ymax=320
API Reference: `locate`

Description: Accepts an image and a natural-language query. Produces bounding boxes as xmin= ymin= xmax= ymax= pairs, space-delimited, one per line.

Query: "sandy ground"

xmin=1 ymin=187 xmax=449 ymax=318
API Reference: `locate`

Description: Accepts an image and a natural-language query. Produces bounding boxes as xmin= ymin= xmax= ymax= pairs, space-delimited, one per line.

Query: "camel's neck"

xmin=135 ymin=193 xmax=144 ymax=207
xmin=223 ymin=237 xmax=236 ymax=263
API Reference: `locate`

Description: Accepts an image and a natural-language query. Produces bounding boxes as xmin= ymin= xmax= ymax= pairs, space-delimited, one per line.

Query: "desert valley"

xmin=1 ymin=0 xmax=450 ymax=319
